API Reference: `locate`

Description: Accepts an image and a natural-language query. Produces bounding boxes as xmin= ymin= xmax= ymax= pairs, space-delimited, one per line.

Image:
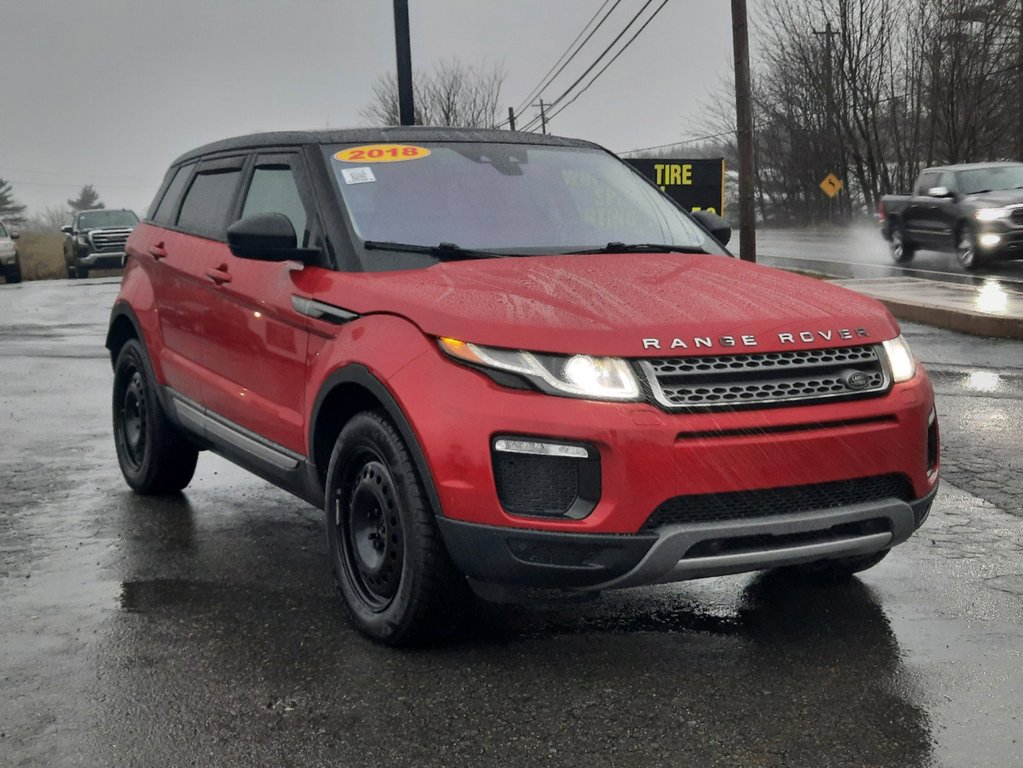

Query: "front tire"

xmin=5 ymin=266 xmax=21 ymax=284
xmin=956 ymin=225 xmax=984 ymax=271
xmin=325 ymin=411 xmax=467 ymax=645
xmin=112 ymin=339 xmax=198 ymax=494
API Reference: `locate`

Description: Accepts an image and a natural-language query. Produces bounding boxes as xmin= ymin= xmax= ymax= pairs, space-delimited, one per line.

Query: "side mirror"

xmin=60 ymin=225 xmax=73 ymax=235
xmin=10 ymin=231 xmax=19 ymax=240
xmin=927 ymin=186 xmax=955 ymax=199
xmin=691 ymin=210 xmax=732 ymax=247
xmin=226 ymin=212 xmax=318 ymax=262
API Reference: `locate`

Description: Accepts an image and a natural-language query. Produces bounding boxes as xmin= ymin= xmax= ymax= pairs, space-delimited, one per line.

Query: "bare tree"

xmin=361 ymin=59 xmax=505 ymax=128
xmin=22 ymin=205 xmax=72 ymax=233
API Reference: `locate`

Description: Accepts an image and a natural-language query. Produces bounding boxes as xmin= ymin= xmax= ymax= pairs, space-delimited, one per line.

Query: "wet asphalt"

xmin=1 ymin=276 xmax=1022 ymax=768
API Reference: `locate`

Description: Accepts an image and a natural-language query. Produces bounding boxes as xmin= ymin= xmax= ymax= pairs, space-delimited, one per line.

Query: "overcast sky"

xmin=0 ymin=0 xmax=735 ymax=216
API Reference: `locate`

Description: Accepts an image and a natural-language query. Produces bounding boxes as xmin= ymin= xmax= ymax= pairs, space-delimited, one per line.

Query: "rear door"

xmin=198 ymin=151 xmax=322 ymax=456
xmin=905 ymin=171 xmax=941 ymax=245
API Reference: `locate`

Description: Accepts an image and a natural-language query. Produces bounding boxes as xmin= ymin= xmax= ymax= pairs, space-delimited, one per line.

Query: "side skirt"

xmin=160 ymin=387 xmax=324 ymax=508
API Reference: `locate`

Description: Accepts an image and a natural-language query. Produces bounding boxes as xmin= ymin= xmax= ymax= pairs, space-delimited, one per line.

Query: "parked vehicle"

xmin=62 ymin=208 xmax=139 ymax=278
xmin=879 ymin=162 xmax=1023 ymax=270
xmin=107 ymin=128 xmax=940 ymax=644
xmin=0 ymin=219 xmax=21 ymax=284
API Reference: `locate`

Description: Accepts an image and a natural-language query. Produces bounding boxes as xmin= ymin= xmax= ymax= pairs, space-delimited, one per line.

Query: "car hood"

xmin=317 ymin=253 xmax=899 ymax=357
xmin=962 ymin=189 xmax=1023 ymax=206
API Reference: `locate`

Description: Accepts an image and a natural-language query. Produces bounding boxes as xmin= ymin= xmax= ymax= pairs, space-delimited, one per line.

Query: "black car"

xmin=61 ymin=208 xmax=139 ymax=278
xmin=879 ymin=162 xmax=1023 ymax=270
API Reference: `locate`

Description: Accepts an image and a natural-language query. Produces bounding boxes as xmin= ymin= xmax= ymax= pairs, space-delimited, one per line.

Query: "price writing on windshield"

xmin=334 ymin=144 xmax=431 ymax=163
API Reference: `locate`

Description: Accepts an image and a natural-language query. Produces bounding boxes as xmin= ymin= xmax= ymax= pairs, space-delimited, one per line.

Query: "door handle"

xmin=206 ymin=266 xmax=232 ymax=285
xmin=148 ymin=242 xmax=167 ymax=260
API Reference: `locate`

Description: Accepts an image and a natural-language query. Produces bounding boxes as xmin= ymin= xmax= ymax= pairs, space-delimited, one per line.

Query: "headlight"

xmin=439 ymin=338 xmax=641 ymax=401
xmin=0 ymin=242 xmax=15 ymax=256
xmin=881 ymin=335 xmax=917 ymax=383
xmin=975 ymin=207 xmax=1010 ymax=221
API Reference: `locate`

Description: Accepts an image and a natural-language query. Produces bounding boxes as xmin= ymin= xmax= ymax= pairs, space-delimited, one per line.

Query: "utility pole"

xmin=813 ymin=21 xmax=841 ymax=221
xmin=393 ymin=0 xmax=415 ymax=126
xmin=508 ymin=107 xmax=516 ymax=131
xmin=731 ymin=0 xmax=756 ymax=262
xmin=532 ymin=99 xmax=548 ymax=134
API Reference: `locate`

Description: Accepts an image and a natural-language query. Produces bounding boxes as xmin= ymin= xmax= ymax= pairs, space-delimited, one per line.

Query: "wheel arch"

xmin=310 ymin=364 xmax=443 ymax=516
xmin=106 ymin=303 xmax=143 ymax=368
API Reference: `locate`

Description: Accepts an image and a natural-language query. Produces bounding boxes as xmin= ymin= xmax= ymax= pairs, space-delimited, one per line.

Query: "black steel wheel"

xmin=888 ymin=224 xmax=915 ymax=263
xmin=325 ymin=411 xmax=467 ymax=645
xmin=112 ymin=339 xmax=198 ymax=494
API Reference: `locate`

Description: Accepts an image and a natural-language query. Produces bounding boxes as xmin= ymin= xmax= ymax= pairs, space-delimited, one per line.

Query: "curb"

xmin=866 ymin=297 xmax=1023 ymax=340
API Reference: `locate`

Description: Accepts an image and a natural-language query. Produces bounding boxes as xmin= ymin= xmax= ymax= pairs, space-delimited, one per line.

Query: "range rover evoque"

xmin=107 ymin=128 xmax=940 ymax=644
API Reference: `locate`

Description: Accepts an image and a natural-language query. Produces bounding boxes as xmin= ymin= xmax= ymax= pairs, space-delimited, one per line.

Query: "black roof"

xmin=172 ymin=127 xmax=603 ymax=166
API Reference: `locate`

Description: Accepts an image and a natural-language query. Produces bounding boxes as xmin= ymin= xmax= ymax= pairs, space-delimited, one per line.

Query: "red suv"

xmin=107 ymin=129 xmax=939 ymax=644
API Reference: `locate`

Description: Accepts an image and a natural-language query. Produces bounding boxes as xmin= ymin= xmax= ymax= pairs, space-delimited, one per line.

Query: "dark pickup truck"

xmin=61 ymin=208 xmax=139 ymax=279
xmin=879 ymin=162 xmax=1023 ymax=270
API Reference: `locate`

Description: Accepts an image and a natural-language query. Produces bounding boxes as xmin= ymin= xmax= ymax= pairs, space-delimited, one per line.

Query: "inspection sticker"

xmin=334 ymin=144 xmax=432 ymax=163
xmin=341 ymin=167 xmax=376 ymax=185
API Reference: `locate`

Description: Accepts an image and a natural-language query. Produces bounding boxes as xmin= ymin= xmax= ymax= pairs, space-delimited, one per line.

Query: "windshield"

xmin=958 ymin=165 xmax=1023 ymax=195
xmin=77 ymin=210 xmax=139 ymax=230
xmin=0 ymin=221 xmax=7 ymax=238
xmin=326 ymin=142 xmax=725 ymax=261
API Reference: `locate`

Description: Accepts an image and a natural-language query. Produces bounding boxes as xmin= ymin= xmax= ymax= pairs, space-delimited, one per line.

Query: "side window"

xmin=915 ymin=172 xmax=938 ymax=196
xmin=176 ymin=169 xmax=242 ymax=239
xmin=939 ymin=172 xmax=957 ymax=193
xmin=240 ymin=165 xmax=310 ymax=247
xmin=151 ymin=163 xmax=195 ymax=225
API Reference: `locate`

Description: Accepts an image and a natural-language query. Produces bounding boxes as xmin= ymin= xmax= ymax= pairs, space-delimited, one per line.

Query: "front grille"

xmin=89 ymin=228 xmax=132 ymax=252
xmin=638 ymin=344 xmax=889 ymax=410
xmin=493 ymin=453 xmax=580 ymax=516
xmin=642 ymin=474 xmax=913 ymax=529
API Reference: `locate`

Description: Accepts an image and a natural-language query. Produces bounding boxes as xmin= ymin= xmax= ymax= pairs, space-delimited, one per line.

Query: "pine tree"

xmin=67 ymin=184 xmax=104 ymax=211
xmin=0 ymin=178 xmax=27 ymax=224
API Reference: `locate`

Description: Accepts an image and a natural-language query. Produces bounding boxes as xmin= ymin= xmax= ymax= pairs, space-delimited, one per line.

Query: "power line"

xmin=520 ymin=0 xmax=657 ymax=131
xmin=513 ymin=0 xmax=621 ymax=117
xmin=527 ymin=0 xmax=670 ymax=132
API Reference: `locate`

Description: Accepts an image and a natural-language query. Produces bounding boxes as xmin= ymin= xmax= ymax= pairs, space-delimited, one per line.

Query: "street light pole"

xmin=732 ymin=0 xmax=757 ymax=262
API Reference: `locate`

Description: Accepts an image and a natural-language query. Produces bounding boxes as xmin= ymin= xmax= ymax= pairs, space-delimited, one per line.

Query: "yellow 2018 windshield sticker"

xmin=334 ymin=144 xmax=431 ymax=163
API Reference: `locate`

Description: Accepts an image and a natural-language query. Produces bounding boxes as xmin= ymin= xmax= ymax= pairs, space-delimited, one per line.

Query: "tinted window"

xmin=939 ymin=172 xmax=957 ymax=192
xmin=915 ymin=172 xmax=939 ymax=196
xmin=176 ymin=169 xmax=241 ymax=238
xmin=241 ymin=167 xmax=309 ymax=247
xmin=152 ymin=164 xmax=194 ymax=225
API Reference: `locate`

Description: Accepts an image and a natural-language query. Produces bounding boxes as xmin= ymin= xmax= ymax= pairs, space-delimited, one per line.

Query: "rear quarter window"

xmin=151 ymin=164 xmax=195 ymax=226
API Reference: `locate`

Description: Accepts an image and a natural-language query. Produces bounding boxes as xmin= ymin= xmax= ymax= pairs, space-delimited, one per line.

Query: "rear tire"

xmin=325 ymin=411 xmax=468 ymax=645
xmin=112 ymin=339 xmax=198 ymax=494
xmin=888 ymin=224 xmax=915 ymax=263
xmin=784 ymin=549 xmax=890 ymax=581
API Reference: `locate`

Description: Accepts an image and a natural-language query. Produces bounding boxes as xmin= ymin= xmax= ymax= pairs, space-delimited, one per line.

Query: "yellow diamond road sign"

xmin=819 ymin=173 xmax=843 ymax=198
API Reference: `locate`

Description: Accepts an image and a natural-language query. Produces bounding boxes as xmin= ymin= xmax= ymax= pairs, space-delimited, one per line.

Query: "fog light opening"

xmin=978 ymin=233 xmax=1002 ymax=248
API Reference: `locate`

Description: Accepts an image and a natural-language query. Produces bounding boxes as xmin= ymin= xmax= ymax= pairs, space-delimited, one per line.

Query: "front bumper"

xmin=77 ymin=251 xmax=126 ymax=269
xmin=437 ymin=485 xmax=937 ymax=590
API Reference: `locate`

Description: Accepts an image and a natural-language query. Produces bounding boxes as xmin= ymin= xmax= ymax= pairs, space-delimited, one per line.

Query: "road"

xmin=755 ymin=224 xmax=1023 ymax=292
xmin=1 ymin=277 xmax=1022 ymax=768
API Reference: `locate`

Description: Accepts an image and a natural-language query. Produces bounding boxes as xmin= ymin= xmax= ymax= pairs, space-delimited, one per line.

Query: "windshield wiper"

xmin=363 ymin=240 xmax=513 ymax=261
xmin=563 ymin=242 xmax=710 ymax=255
